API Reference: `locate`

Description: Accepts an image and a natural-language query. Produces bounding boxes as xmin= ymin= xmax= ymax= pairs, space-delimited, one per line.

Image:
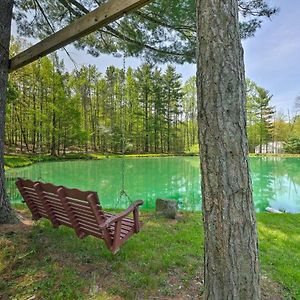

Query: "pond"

xmin=5 ymin=156 xmax=300 ymax=213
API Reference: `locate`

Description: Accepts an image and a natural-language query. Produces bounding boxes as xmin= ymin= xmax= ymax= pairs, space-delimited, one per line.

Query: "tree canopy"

xmin=13 ymin=0 xmax=278 ymax=63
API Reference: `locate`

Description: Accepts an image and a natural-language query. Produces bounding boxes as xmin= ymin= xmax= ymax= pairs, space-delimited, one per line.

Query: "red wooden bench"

xmin=16 ymin=178 xmax=143 ymax=254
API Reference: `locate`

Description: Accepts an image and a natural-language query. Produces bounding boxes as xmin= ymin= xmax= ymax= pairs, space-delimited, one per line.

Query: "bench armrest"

xmin=98 ymin=200 xmax=143 ymax=229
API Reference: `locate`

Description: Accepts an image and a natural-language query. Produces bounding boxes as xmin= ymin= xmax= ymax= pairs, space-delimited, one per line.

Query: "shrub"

xmin=283 ymin=137 xmax=300 ymax=154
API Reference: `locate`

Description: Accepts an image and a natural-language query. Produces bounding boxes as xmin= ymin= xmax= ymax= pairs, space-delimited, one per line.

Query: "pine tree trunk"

xmin=0 ymin=0 xmax=18 ymax=224
xmin=196 ymin=0 xmax=260 ymax=298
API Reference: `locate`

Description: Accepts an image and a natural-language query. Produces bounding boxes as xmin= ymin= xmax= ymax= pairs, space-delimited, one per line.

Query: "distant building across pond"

xmin=254 ymin=141 xmax=285 ymax=154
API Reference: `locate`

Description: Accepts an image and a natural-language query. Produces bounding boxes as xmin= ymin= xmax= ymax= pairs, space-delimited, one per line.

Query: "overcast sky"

xmin=12 ymin=0 xmax=299 ymax=115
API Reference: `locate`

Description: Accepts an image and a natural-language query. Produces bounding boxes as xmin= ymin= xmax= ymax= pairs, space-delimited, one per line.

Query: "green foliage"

xmin=6 ymin=80 xmax=19 ymax=103
xmin=283 ymin=137 xmax=300 ymax=154
xmin=182 ymin=76 xmax=198 ymax=151
xmin=246 ymin=81 xmax=300 ymax=153
xmin=246 ymin=79 xmax=275 ymax=152
xmin=13 ymin=0 xmax=278 ymax=64
xmin=291 ymin=116 xmax=300 ymax=139
xmin=185 ymin=144 xmax=199 ymax=155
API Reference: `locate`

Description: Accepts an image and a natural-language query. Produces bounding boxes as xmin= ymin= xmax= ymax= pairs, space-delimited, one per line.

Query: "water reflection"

xmin=5 ymin=156 xmax=300 ymax=212
xmin=250 ymin=157 xmax=300 ymax=213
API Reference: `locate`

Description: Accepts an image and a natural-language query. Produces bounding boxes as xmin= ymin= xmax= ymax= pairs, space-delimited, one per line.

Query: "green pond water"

xmin=5 ymin=156 xmax=300 ymax=213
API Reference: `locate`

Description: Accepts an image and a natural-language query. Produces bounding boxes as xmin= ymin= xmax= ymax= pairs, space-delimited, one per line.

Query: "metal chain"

xmin=37 ymin=57 xmax=43 ymax=181
xmin=116 ymin=54 xmax=131 ymax=207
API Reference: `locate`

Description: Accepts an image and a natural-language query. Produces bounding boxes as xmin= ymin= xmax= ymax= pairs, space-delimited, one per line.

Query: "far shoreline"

xmin=4 ymin=152 xmax=300 ymax=169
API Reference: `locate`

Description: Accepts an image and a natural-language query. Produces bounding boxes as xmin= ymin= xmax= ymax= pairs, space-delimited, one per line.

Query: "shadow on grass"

xmin=257 ymin=213 xmax=300 ymax=299
xmin=1 ymin=210 xmax=298 ymax=299
xmin=0 ymin=212 xmax=204 ymax=299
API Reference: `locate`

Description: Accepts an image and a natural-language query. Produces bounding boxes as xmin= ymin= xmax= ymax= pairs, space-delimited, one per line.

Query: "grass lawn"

xmin=0 ymin=207 xmax=299 ymax=299
xmin=4 ymin=155 xmax=33 ymax=169
xmin=4 ymin=154 xmax=98 ymax=169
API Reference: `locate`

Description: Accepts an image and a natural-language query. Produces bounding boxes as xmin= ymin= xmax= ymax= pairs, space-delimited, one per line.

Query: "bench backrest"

xmin=16 ymin=178 xmax=109 ymax=240
xmin=55 ymin=185 xmax=107 ymax=238
xmin=16 ymin=178 xmax=48 ymax=220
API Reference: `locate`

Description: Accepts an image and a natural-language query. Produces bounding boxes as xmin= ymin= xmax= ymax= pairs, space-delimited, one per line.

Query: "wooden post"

xmin=9 ymin=0 xmax=152 ymax=72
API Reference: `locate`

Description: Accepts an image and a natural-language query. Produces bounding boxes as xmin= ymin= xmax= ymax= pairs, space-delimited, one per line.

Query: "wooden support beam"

xmin=9 ymin=0 xmax=151 ymax=72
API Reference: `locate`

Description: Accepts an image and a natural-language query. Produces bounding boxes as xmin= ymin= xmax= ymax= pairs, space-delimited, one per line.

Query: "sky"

xmin=243 ymin=0 xmax=300 ymax=116
xmin=12 ymin=0 xmax=300 ymax=115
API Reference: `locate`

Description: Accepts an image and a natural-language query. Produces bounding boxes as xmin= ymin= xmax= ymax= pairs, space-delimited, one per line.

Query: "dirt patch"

xmin=261 ymin=275 xmax=286 ymax=300
xmin=0 ymin=210 xmax=34 ymax=234
xmin=157 ymin=272 xmax=285 ymax=300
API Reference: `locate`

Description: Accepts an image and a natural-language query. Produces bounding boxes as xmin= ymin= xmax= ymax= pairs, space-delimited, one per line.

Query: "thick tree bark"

xmin=0 ymin=0 xmax=18 ymax=224
xmin=196 ymin=0 xmax=260 ymax=299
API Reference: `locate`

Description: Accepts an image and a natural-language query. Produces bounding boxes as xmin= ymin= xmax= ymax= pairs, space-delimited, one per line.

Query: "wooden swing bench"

xmin=16 ymin=178 xmax=143 ymax=254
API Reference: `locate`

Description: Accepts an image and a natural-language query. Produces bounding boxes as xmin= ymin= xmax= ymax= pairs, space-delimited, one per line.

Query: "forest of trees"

xmin=6 ymin=41 xmax=198 ymax=155
xmin=6 ymin=43 xmax=300 ymax=155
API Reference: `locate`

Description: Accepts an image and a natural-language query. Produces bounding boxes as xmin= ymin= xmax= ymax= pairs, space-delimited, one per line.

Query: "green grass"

xmin=5 ymin=152 xmax=300 ymax=170
xmin=4 ymin=155 xmax=33 ymax=168
xmin=257 ymin=213 xmax=300 ymax=299
xmin=1 ymin=209 xmax=299 ymax=299
xmin=3 ymin=152 xmax=191 ymax=169
xmin=249 ymin=153 xmax=300 ymax=158
xmin=4 ymin=153 xmax=100 ymax=169
xmin=0 ymin=210 xmax=203 ymax=299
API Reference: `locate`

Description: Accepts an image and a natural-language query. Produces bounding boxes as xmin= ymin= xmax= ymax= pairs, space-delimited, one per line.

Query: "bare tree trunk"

xmin=196 ymin=0 xmax=260 ymax=298
xmin=0 ymin=0 xmax=18 ymax=224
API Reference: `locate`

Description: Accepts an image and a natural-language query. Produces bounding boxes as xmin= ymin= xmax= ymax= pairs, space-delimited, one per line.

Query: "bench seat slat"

xmin=45 ymin=200 xmax=65 ymax=211
xmin=39 ymin=212 xmax=50 ymax=218
xmin=43 ymin=194 xmax=61 ymax=204
xmin=78 ymin=221 xmax=101 ymax=232
xmin=31 ymin=203 xmax=47 ymax=214
xmin=66 ymin=200 xmax=91 ymax=212
xmin=76 ymin=215 xmax=99 ymax=227
xmin=47 ymin=205 xmax=66 ymax=216
xmin=23 ymin=186 xmax=36 ymax=192
xmin=105 ymin=213 xmax=135 ymax=225
xmin=80 ymin=227 xmax=103 ymax=238
xmin=66 ymin=196 xmax=90 ymax=206
xmin=56 ymin=219 xmax=72 ymax=227
xmin=73 ymin=212 xmax=98 ymax=225
xmin=52 ymin=210 xmax=69 ymax=220
xmin=24 ymin=191 xmax=39 ymax=198
xmin=68 ymin=204 xmax=95 ymax=217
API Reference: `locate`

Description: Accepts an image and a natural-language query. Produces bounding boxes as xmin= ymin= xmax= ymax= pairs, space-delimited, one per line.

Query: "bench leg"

xmin=111 ymin=246 xmax=120 ymax=254
xmin=52 ymin=221 xmax=60 ymax=228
